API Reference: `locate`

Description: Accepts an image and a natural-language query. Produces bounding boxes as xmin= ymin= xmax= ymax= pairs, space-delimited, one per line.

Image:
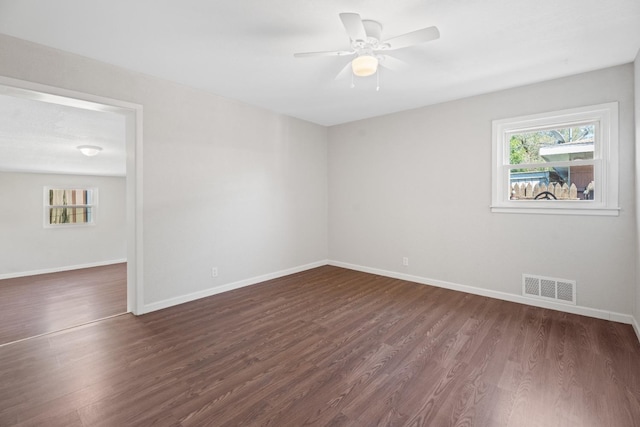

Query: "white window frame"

xmin=491 ymin=102 xmax=619 ymax=216
xmin=44 ymin=187 xmax=98 ymax=228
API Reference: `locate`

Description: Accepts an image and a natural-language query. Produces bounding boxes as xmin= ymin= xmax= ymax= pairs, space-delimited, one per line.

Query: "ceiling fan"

xmin=294 ymin=13 xmax=440 ymax=80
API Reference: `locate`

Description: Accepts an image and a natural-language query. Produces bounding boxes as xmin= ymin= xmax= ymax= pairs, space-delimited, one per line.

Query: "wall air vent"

xmin=522 ymin=274 xmax=576 ymax=305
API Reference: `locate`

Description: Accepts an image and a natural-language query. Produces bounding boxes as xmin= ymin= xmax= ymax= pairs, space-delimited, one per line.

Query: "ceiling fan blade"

xmin=339 ymin=12 xmax=367 ymax=41
xmin=379 ymin=55 xmax=408 ymax=72
xmin=384 ymin=26 xmax=440 ymax=50
xmin=294 ymin=50 xmax=354 ymax=58
xmin=334 ymin=61 xmax=353 ymax=80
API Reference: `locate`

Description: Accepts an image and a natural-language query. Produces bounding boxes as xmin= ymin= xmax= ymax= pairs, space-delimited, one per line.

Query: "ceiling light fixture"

xmin=77 ymin=145 xmax=102 ymax=157
xmin=351 ymin=55 xmax=378 ymax=77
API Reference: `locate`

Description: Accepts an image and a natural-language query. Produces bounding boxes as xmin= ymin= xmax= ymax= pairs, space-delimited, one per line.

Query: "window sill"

xmin=44 ymin=222 xmax=96 ymax=229
xmin=490 ymin=205 xmax=620 ymax=216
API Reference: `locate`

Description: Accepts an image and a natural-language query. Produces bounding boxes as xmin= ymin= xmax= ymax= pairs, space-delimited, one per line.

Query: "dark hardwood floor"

xmin=0 ymin=263 xmax=127 ymax=345
xmin=1 ymin=265 xmax=639 ymax=426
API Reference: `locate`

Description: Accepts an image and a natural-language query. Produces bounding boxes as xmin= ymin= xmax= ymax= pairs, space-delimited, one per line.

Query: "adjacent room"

xmin=1 ymin=1 xmax=639 ymax=426
xmin=0 ymin=94 xmax=128 ymax=345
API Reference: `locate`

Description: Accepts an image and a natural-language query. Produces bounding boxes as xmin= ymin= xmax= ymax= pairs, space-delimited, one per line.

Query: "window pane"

xmin=48 ymin=188 xmax=92 ymax=206
xmin=509 ymin=165 xmax=594 ymax=200
xmin=49 ymin=207 xmax=93 ymax=224
xmin=509 ymin=124 xmax=595 ymax=165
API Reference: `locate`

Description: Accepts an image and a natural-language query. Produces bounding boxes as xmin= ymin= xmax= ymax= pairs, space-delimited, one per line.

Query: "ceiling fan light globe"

xmin=352 ymin=55 xmax=378 ymax=77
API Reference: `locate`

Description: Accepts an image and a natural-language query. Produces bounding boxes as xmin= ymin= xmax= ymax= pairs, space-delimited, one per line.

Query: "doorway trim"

xmin=0 ymin=76 xmax=144 ymax=314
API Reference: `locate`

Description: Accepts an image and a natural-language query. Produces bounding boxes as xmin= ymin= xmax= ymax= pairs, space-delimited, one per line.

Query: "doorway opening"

xmin=0 ymin=77 xmax=143 ymax=345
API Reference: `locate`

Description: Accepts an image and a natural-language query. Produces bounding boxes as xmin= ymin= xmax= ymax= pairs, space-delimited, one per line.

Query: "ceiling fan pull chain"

xmin=376 ymin=71 xmax=380 ymax=91
xmin=350 ymin=72 xmax=355 ymax=89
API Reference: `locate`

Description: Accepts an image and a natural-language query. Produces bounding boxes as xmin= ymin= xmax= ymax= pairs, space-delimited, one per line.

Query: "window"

xmin=491 ymin=102 xmax=619 ymax=216
xmin=44 ymin=187 xmax=97 ymax=227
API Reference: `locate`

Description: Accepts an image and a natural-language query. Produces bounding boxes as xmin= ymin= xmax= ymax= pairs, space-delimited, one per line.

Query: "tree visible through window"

xmin=508 ymin=124 xmax=595 ymax=200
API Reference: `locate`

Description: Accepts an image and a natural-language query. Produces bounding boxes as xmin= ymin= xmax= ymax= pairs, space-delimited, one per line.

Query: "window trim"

xmin=44 ymin=187 xmax=98 ymax=228
xmin=491 ymin=102 xmax=619 ymax=216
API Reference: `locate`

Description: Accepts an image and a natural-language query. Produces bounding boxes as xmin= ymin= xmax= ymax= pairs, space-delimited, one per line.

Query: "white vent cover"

xmin=522 ymin=274 xmax=576 ymax=305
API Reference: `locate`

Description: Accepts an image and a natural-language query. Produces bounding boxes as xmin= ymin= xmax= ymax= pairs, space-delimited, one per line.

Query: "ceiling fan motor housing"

xmin=353 ymin=20 xmax=389 ymax=53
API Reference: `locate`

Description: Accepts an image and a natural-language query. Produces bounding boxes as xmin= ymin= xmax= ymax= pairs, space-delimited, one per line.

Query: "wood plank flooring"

xmin=0 ymin=263 xmax=127 ymax=345
xmin=1 ymin=265 xmax=639 ymax=426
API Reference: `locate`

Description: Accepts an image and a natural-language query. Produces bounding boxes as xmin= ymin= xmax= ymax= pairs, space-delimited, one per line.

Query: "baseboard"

xmin=328 ymin=260 xmax=636 ymax=326
xmin=0 ymin=259 xmax=127 ymax=280
xmin=141 ymin=260 xmax=329 ymax=314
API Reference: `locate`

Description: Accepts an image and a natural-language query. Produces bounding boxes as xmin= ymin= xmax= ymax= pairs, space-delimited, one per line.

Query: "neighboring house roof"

xmin=539 ymin=140 xmax=594 ymax=162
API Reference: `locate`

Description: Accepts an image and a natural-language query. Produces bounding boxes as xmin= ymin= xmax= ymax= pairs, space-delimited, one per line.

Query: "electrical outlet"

xmin=212 ymin=267 xmax=218 ymax=278
xmin=402 ymin=257 xmax=409 ymax=266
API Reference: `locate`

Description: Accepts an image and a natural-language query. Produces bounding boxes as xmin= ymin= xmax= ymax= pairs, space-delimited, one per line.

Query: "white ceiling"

xmin=0 ymin=94 xmax=126 ymax=176
xmin=0 ymin=1 xmax=639 ymax=175
xmin=0 ymin=0 xmax=638 ymax=127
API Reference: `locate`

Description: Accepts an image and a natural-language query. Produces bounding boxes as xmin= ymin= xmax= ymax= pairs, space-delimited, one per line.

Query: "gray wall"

xmin=0 ymin=34 xmax=329 ymax=307
xmin=0 ymin=172 xmax=126 ymax=276
xmin=328 ymin=64 xmax=636 ymax=316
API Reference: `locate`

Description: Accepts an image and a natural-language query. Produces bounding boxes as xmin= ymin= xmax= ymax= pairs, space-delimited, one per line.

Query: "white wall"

xmin=0 ymin=34 xmax=329 ymax=308
xmin=0 ymin=172 xmax=126 ymax=276
xmin=329 ymin=64 xmax=636 ymax=317
xmin=635 ymin=50 xmax=640 ymax=330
